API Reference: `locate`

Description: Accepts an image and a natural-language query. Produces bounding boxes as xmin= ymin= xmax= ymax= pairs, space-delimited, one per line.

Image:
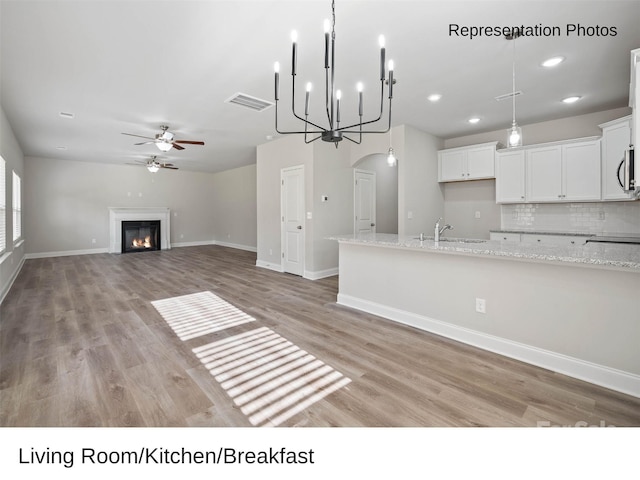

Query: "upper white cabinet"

xmin=600 ymin=116 xmax=634 ymax=201
xmin=526 ymin=139 xmax=601 ymax=202
xmin=561 ymin=140 xmax=601 ymax=201
xmin=631 ymin=49 xmax=640 ymax=153
xmin=496 ymin=137 xmax=601 ymax=204
xmin=526 ymin=145 xmax=563 ymax=202
xmin=438 ymin=142 xmax=498 ymax=182
xmin=496 ymin=150 xmax=525 ymax=203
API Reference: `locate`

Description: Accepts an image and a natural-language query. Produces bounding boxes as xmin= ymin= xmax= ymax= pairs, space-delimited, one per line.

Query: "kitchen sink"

xmin=438 ymin=238 xmax=486 ymax=244
xmin=414 ymin=237 xmax=486 ymax=244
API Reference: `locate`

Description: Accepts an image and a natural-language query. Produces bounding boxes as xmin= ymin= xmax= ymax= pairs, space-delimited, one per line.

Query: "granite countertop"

xmin=329 ymin=233 xmax=640 ymax=271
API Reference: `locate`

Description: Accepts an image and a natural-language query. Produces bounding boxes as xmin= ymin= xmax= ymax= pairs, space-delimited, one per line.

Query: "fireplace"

xmin=121 ymin=220 xmax=161 ymax=254
xmin=108 ymin=207 xmax=171 ymax=254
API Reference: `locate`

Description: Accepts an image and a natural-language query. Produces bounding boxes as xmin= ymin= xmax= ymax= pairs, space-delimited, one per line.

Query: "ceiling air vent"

xmin=225 ymin=93 xmax=274 ymax=112
xmin=495 ymin=91 xmax=523 ymax=102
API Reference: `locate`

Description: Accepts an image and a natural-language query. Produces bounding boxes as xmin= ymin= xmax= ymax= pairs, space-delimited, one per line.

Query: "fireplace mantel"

xmin=108 ymin=207 xmax=171 ymax=253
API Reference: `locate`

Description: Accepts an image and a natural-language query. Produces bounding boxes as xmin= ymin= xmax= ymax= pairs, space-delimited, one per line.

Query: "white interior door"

xmin=281 ymin=166 xmax=304 ymax=276
xmin=354 ymin=169 xmax=376 ymax=234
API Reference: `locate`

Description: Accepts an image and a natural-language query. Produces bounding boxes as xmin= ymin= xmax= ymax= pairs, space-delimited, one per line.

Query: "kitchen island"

xmin=331 ymin=233 xmax=640 ymax=397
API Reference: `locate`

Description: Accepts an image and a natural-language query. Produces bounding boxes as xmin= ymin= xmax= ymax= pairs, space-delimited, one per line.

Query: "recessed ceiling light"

xmin=427 ymin=94 xmax=442 ymax=102
xmin=59 ymin=111 xmax=75 ymax=119
xmin=542 ymin=56 xmax=565 ymax=68
xmin=562 ymin=96 xmax=581 ymax=104
xmin=55 ymin=146 xmax=67 ymax=150
xmin=468 ymin=117 xmax=480 ymax=124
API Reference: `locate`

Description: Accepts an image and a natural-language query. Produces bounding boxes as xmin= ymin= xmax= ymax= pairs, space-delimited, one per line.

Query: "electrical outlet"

xmin=475 ymin=211 xmax=481 ymax=219
xmin=475 ymin=298 xmax=486 ymax=314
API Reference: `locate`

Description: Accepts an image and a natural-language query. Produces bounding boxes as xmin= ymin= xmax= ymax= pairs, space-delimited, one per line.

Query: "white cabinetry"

xmin=631 ymin=49 xmax=640 ymax=155
xmin=526 ymin=139 xmax=600 ymax=203
xmin=489 ymin=232 xmax=521 ymax=242
xmin=490 ymin=232 xmax=590 ymax=245
xmin=600 ymin=116 xmax=634 ymax=201
xmin=496 ymin=150 xmax=525 ymax=203
xmin=438 ymin=142 xmax=497 ymax=182
xmin=562 ymin=140 xmax=601 ymax=201
xmin=520 ymin=234 xmax=590 ymax=246
xmin=526 ymin=145 xmax=562 ymax=202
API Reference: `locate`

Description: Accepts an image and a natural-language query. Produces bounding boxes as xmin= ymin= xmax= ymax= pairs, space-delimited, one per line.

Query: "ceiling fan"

xmin=121 ymin=125 xmax=205 ymax=152
xmin=128 ymin=156 xmax=178 ymax=173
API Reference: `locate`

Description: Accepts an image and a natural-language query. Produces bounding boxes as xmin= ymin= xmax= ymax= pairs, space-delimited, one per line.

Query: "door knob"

xmin=296 ymin=225 xmax=302 ymax=229
xmin=370 ymin=223 xmax=376 ymax=227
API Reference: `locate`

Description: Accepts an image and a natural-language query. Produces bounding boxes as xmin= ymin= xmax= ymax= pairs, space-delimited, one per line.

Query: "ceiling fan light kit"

xmin=273 ymin=0 xmax=395 ymax=148
xmin=121 ymin=125 xmax=205 ymax=166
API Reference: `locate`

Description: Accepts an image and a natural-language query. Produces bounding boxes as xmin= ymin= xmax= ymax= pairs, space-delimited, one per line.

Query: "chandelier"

xmin=273 ymin=0 xmax=395 ymax=147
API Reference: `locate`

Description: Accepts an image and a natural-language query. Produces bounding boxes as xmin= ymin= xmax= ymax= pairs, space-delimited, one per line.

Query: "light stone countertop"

xmin=329 ymin=233 xmax=640 ymax=272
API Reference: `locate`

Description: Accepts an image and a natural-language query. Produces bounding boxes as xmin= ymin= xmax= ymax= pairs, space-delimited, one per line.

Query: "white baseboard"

xmin=337 ymin=293 xmax=640 ymax=399
xmin=304 ymin=267 xmax=338 ymax=280
xmin=171 ymin=240 xmax=215 ymax=248
xmin=212 ymin=241 xmax=257 ymax=253
xmin=0 ymin=255 xmax=26 ymax=305
xmin=256 ymin=260 xmax=284 ymax=273
xmin=25 ymin=248 xmax=109 ymax=259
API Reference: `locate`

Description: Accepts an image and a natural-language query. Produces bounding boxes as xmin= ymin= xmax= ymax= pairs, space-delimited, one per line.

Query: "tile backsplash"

xmin=501 ymin=202 xmax=640 ymax=235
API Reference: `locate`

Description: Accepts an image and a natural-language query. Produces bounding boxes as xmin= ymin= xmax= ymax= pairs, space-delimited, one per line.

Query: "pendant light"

xmin=506 ymin=32 xmax=522 ymax=148
xmin=386 ymin=128 xmax=397 ymax=166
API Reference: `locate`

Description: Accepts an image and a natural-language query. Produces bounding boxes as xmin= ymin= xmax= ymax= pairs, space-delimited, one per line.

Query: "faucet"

xmin=434 ymin=217 xmax=453 ymax=242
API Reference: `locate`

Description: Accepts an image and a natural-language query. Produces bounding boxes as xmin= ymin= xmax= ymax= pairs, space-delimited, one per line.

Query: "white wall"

xmin=311 ymin=141 xmax=353 ymax=275
xmin=0 ymin=105 xmax=25 ymax=303
xmin=399 ymin=125 xmax=444 ymax=236
xmin=210 ymin=164 xmax=257 ymax=251
xmin=443 ymin=107 xmax=631 ymax=149
xmin=256 ymin=135 xmax=313 ymax=272
xmin=23 ymin=156 xmax=257 ymax=256
xmin=443 ymin=180 xmax=500 ymax=239
xmin=354 ymin=154 xmax=398 ymax=234
xmin=337 ymin=241 xmax=640 ymax=395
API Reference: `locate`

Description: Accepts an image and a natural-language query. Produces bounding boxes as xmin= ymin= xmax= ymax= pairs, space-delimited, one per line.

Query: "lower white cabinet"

xmin=520 ymin=234 xmax=590 ymax=246
xmin=490 ymin=232 xmax=590 ymax=245
xmin=489 ymin=232 xmax=521 ymax=242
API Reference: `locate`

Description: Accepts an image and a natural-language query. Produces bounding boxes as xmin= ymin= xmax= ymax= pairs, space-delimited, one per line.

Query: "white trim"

xmin=337 ymin=293 xmax=640 ymax=398
xmin=0 ymin=255 xmax=25 ymax=305
xmin=171 ymin=240 xmax=215 ymax=248
xmin=108 ymin=207 xmax=171 ymax=253
xmin=256 ymin=260 xmax=284 ymax=273
xmin=304 ymin=267 xmax=338 ymax=280
xmin=212 ymin=241 xmax=257 ymax=253
xmin=25 ymin=248 xmax=109 ymax=259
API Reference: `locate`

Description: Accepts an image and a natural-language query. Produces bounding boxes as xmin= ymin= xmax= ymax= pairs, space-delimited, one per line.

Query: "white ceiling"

xmin=2 ymin=0 xmax=639 ymax=173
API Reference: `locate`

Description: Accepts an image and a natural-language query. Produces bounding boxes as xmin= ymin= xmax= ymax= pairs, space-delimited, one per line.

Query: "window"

xmin=12 ymin=171 xmax=21 ymax=242
xmin=0 ymin=157 xmax=5 ymax=253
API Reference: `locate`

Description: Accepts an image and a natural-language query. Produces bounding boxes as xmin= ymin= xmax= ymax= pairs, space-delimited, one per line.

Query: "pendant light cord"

xmin=511 ymin=36 xmax=517 ymax=127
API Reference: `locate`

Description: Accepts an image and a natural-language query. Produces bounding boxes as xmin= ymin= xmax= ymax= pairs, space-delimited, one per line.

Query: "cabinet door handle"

xmin=537 ymin=239 xmax=541 ymax=242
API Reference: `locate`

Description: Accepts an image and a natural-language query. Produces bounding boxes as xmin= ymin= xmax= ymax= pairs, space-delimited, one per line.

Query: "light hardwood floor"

xmin=1 ymin=245 xmax=639 ymax=427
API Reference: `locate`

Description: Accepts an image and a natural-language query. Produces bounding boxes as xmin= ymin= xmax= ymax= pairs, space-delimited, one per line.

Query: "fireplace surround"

xmin=108 ymin=207 xmax=171 ymax=254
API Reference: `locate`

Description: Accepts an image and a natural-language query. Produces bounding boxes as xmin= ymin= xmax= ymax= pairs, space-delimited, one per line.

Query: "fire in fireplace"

xmin=122 ymin=220 xmax=161 ymax=254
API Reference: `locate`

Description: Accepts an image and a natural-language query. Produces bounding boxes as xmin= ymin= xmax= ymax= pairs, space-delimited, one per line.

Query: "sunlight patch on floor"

xmin=193 ymin=326 xmax=351 ymax=427
xmin=152 ymin=291 xmax=255 ymax=340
